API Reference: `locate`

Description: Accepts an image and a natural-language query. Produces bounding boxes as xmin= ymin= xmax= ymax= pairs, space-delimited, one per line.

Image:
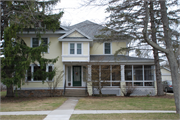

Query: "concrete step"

xmin=64 ymin=89 xmax=88 ymax=97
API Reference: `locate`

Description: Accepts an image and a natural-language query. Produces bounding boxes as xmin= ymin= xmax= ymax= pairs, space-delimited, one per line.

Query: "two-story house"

xmin=19 ymin=20 xmax=157 ymax=96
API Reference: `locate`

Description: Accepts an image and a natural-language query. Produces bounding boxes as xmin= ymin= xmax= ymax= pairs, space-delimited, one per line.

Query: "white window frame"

xmin=69 ymin=43 xmax=83 ymax=55
xmin=26 ymin=64 xmax=54 ymax=82
xmin=31 ymin=37 xmax=49 ymax=53
xmin=104 ymin=42 xmax=112 ymax=54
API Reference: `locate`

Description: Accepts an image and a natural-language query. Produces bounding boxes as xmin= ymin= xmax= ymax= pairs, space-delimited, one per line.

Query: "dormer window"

xmin=104 ymin=43 xmax=111 ymax=54
xmin=69 ymin=43 xmax=82 ymax=55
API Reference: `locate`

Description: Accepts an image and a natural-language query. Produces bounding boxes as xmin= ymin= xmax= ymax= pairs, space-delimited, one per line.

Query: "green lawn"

xmin=1 ymin=90 xmax=6 ymax=97
xmin=70 ymin=113 xmax=180 ymax=120
xmin=75 ymin=96 xmax=175 ymax=110
xmin=1 ymin=115 xmax=46 ymax=120
xmin=1 ymin=96 xmax=67 ymax=112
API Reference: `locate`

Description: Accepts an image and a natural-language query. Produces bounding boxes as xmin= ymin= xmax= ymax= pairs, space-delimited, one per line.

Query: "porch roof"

xmin=90 ymin=55 xmax=154 ymax=64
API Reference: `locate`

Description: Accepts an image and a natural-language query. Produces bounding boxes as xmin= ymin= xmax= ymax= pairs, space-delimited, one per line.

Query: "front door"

xmin=73 ymin=66 xmax=81 ymax=86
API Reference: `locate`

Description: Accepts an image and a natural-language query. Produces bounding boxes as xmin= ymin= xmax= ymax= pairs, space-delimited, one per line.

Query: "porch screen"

xmin=101 ymin=65 xmax=110 ymax=80
xmin=144 ymin=65 xmax=154 ymax=80
xmin=92 ymin=65 xmax=99 ymax=80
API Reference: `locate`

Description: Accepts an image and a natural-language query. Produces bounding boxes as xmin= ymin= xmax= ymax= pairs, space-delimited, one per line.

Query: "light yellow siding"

xmin=90 ymin=42 xmax=127 ymax=55
xmin=63 ymin=57 xmax=88 ymax=61
xmin=21 ymin=37 xmax=64 ymax=88
xmin=67 ymin=31 xmax=84 ymax=37
xmin=83 ymin=42 xmax=89 ymax=55
xmin=112 ymin=42 xmax=127 ymax=55
xmin=63 ymin=42 xmax=69 ymax=55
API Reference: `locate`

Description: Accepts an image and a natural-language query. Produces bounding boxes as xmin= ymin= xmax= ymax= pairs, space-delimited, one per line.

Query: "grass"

xmin=1 ymin=96 xmax=67 ymax=112
xmin=75 ymin=96 xmax=175 ymax=110
xmin=1 ymin=90 xmax=6 ymax=97
xmin=70 ymin=113 xmax=180 ymax=120
xmin=1 ymin=115 xmax=46 ymax=120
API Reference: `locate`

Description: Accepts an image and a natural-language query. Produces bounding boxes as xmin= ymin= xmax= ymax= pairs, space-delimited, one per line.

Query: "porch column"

xmin=63 ymin=64 xmax=65 ymax=88
xmin=121 ymin=65 xmax=125 ymax=96
xmin=87 ymin=65 xmax=92 ymax=96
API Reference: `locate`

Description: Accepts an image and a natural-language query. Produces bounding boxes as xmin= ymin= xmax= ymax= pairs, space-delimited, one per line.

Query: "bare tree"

xmin=143 ymin=0 xmax=180 ymax=114
xmin=46 ymin=70 xmax=64 ymax=97
xmin=121 ymin=84 xmax=136 ymax=97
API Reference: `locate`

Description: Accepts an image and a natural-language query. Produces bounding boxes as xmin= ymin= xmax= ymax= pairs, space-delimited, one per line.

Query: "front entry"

xmin=73 ymin=66 xmax=81 ymax=86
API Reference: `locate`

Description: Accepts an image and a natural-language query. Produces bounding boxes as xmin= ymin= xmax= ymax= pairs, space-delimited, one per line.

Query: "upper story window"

xmin=70 ymin=43 xmax=75 ymax=54
xmin=104 ymin=43 xmax=111 ymax=54
xmin=77 ymin=43 xmax=81 ymax=54
xmin=32 ymin=38 xmax=48 ymax=52
xmin=69 ymin=43 xmax=82 ymax=55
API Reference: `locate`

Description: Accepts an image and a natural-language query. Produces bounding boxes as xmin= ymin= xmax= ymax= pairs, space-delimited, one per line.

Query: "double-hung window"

xmin=77 ymin=43 xmax=81 ymax=54
xmin=70 ymin=43 xmax=75 ymax=54
xmin=32 ymin=38 xmax=48 ymax=52
xmin=69 ymin=43 xmax=82 ymax=55
xmin=104 ymin=43 xmax=111 ymax=54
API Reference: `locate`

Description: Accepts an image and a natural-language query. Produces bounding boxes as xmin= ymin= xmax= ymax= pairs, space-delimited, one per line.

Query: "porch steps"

xmin=64 ymin=89 xmax=88 ymax=97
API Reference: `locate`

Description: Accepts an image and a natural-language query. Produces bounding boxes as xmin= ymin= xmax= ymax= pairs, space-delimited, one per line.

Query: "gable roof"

xmin=67 ymin=20 xmax=104 ymax=39
xmin=58 ymin=28 xmax=93 ymax=41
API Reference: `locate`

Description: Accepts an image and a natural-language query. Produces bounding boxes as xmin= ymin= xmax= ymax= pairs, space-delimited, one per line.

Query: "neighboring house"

xmin=161 ymin=67 xmax=172 ymax=81
xmin=19 ymin=20 xmax=157 ymax=96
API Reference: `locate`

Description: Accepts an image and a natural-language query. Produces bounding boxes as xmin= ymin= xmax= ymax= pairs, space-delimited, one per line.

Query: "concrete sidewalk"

xmin=0 ymin=110 xmax=176 ymax=115
xmin=43 ymin=97 xmax=80 ymax=120
xmin=0 ymin=97 xmax=176 ymax=120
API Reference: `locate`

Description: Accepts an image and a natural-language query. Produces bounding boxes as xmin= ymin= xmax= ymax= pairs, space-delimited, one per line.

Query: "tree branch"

xmin=142 ymin=0 xmax=168 ymax=54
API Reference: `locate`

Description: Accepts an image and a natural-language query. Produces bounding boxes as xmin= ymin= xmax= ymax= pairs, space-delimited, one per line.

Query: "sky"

xmin=54 ymin=0 xmax=109 ymax=26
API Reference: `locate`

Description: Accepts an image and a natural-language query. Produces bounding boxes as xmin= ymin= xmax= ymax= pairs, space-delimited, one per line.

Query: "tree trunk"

xmin=99 ymin=90 xmax=102 ymax=97
xmin=159 ymin=0 xmax=180 ymax=114
xmin=6 ymin=84 xmax=14 ymax=97
xmin=150 ymin=1 xmax=164 ymax=96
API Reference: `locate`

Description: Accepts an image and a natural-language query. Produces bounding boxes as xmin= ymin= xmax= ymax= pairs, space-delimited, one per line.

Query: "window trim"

xmin=103 ymin=42 xmax=112 ymax=55
xmin=26 ymin=64 xmax=54 ymax=82
xmin=31 ymin=37 xmax=49 ymax=53
xmin=69 ymin=42 xmax=83 ymax=55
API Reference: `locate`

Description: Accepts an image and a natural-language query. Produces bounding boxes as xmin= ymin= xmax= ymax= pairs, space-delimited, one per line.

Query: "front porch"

xmin=62 ymin=61 xmax=156 ymax=96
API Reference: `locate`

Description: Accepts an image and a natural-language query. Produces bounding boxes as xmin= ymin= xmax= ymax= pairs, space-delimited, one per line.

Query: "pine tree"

xmin=1 ymin=1 xmax=63 ymax=97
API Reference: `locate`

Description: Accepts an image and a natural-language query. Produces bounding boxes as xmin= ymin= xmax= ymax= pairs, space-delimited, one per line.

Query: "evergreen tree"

xmin=1 ymin=1 xmax=63 ymax=97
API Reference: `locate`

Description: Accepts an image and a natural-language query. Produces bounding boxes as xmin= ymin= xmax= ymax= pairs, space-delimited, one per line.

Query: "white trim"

xmin=63 ymin=64 xmax=65 ymax=87
xmin=59 ymin=28 xmax=92 ymax=40
xmin=88 ymin=42 xmax=90 ymax=62
xmin=103 ymin=42 xmax=112 ymax=55
xmin=59 ymin=39 xmax=93 ymax=42
xmin=161 ymin=74 xmax=171 ymax=76
xmin=88 ymin=65 xmax=91 ymax=81
xmin=71 ymin=66 xmax=73 ymax=87
xmin=81 ymin=66 xmax=83 ymax=87
xmin=121 ymin=65 xmax=125 ymax=81
xmin=62 ymin=55 xmax=89 ymax=57
xmin=62 ymin=60 xmax=89 ymax=62
xmin=62 ymin=42 xmax=64 ymax=55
